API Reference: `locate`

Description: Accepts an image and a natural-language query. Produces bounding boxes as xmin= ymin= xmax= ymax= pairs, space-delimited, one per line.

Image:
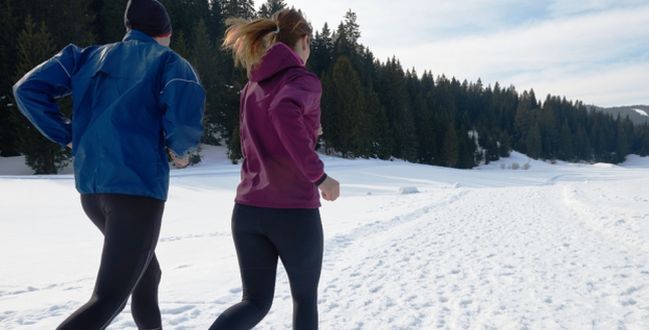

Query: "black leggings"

xmin=210 ymin=204 xmax=324 ymax=330
xmin=57 ymin=194 xmax=165 ymax=330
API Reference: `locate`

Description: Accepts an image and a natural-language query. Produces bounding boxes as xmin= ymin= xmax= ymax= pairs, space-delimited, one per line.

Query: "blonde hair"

xmin=223 ymin=9 xmax=313 ymax=71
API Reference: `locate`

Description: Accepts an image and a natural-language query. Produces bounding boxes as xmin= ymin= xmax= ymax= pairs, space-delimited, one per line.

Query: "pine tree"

xmin=0 ymin=0 xmax=19 ymax=156
xmin=159 ymin=0 xmax=211 ymax=47
xmin=615 ymin=116 xmax=632 ymax=163
xmin=171 ymin=31 xmax=190 ymax=59
xmin=206 ymin=0 xmax=227 ymax=41
xmin=12 ymin=17 xmax=71 ymax=174
xmin=340 ymin=10 xmax=360 ymax=46
xmin=558 ymin=120 xmax=573 ymax=160
xmin=514 ymin=90 xmax=535 ymax=151
xmin=189 ymin=19 xmax=219 ymax=145
xmin=364 ymin=88 xmax=393 ymax=159
xmin=333 ymin=10 xmax=362 ymax=58
xmin=574 ymin=124 xmax=591 ymax=160
xmin=441 ymin=123 xmax=459 ymax=167
xmin=258 ymin=0 xmax=285 ymax=18
xmin=48 ymin=0 xmax=96 ymax=47
xmin=93 ymin=0 xmax=127 ymax=43
xmin=321 ymin=56 xmax=366 ymax=157
xmin=408 ymin=69 xmax=437 ymax=164
xmin=375 ymin=58 xmax=418 ymax=161
xmin=457 ymin=126 xmax=477 ymax=168
xmin=308 ymin=23 xmax=333 ymax=76
xmin=222 ymin=0 xmax=256 ymax=19
xmin=526 ymin=123 xmax=542 ymax=159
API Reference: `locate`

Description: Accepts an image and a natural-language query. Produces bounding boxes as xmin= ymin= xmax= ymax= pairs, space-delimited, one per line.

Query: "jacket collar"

xmin=250 ymin=42 xmax=304 ymax=82
xmin=123 ymin=29 xmax=157 ymax=43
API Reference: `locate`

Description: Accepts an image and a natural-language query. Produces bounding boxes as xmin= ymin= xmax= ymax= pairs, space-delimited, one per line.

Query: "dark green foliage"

xmin=221 ymin=0 xmax=256 ymax=19
xmin=1 ymin=4 xmax=648 ymax=173
xmin=12 ymin=17 xmax=71 ymax=174
xmin=258 ymin=0 xmax=286 ymax=18
xmin=321 ymin=56 xmax=366 ymax=157
xmin=441 ymin=124 xmax=459 ymax=167
xmin=308 ymin=23 xmax=333 ymax=76
xmin=93 ymin=0 xmax=128 ymax=43
xmin=0 ymin=0 xmax=18 ymax=156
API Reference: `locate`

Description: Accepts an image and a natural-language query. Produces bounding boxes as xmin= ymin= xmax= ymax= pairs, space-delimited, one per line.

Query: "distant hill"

xmin=589 ymin=105 xmax=649 ymax=125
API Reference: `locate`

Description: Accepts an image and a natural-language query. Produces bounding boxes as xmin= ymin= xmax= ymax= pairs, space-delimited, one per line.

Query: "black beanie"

xmin=124 ymin=0 xmax=172 ymax=37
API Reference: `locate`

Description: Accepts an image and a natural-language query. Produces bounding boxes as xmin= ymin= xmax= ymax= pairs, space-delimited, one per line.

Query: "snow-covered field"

xmin=1 ymin=146 xmax=649 ymax=329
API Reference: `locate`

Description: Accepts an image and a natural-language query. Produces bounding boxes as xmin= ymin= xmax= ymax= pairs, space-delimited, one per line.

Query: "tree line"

xmin=1 ymin=0 xmax=647 ymax=173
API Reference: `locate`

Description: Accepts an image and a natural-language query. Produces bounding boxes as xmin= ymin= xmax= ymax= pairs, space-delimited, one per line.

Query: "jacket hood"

xmin=250 ymin=42 xmax=304 ymax=82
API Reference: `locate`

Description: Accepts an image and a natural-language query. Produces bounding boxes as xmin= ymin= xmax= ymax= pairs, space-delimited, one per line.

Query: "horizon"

xmin=284 ymin=0 xmax=649 ymax=108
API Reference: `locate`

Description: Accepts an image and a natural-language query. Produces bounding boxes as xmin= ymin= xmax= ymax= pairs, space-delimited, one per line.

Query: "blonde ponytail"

xmin=223 ymin=18 xmax=278 ymax=71
xmin=222 ymin=9 xmax=313 ymax=72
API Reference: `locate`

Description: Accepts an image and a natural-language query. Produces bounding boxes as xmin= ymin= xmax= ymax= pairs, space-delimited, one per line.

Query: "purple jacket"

xmin=235 ymin=42 xmax=326 ymax=209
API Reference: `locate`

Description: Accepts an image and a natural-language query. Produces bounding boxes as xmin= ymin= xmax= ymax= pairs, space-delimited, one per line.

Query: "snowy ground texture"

xmin=1 ymin=146 xmax=649 ymax=329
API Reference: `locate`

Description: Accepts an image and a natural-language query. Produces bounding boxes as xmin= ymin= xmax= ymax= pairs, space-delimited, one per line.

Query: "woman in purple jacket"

xmin=210 ymin=8 xmax=340 ymax=330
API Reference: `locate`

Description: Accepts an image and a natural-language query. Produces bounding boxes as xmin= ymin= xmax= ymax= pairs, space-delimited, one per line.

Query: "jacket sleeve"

xmin=12 ymin=44 xmax=80 ymax=146
xmin=160 ymin=54 xmax=205 ymax=156
xmin=268 ymin=74 xmax=326 ymax=184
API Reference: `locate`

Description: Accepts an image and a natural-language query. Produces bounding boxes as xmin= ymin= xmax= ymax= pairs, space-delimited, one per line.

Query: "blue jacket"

xmin=13 ymin=30 xmax=205 ymax=201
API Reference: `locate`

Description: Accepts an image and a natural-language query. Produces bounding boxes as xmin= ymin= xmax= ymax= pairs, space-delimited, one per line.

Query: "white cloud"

xmin=546 ymin=0 xmax=649 ymax=17
xmin=387 ymin=4 xmax=649 ymax=106
xmin=284 ymin=0 xmax=649 ymax=106
xmin=512 ymin=62 xmax=649 ymax=107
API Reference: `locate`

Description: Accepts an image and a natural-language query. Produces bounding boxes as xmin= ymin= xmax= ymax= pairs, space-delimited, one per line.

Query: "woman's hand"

xmin=318 ymin=176 xmax=340 ymax=201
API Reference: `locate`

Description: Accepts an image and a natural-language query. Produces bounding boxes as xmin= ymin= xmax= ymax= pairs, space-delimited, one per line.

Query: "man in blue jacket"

xmin=12 ymin=0 xmax=205 ymax=328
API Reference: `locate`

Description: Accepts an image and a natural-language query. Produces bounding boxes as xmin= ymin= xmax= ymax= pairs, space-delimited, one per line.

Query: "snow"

xmin=624 ymin=154 xmax=649 ymax=168
xmin=1 ymin=146 xmax=649 ymax=329
xmin=633 ymin=108 xmax=649 ymax=117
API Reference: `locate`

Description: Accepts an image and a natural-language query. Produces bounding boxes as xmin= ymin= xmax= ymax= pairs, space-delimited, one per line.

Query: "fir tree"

xmin=0 ymin=0 xmax=18 ymax=156
xmin=308 ymin=23 xmax=333 ymax=76
xmin=258 ymin=0 xmax=285 ymax=18
xmin=526 ymin=123 xmax=542 ymax=159
xmin=189 ymin=19 xmax=220 ymax=146
xmin=171 ymin=31 xmax=190 ymax=59
xmin=340 ymin=10 xmax=360 ymax=46
xmin=441 ymin=123 xmax=459 ymax=167
xmin=222 ymin=0 xmax=256 ymax=19
xmin=321 ymin=56 xmax=366 ymax=157
xmin=364 ymin=88 xmax=393 ymax=159
xmin=615 ymin=116 xmax=633 ymax=162
xmin=93 ymin=0 xmax=127 ymax=43
xmin=12 ymin=17 xmax=70 ymax=174
xmin=376 ymin=58 xmax=418 ymax=161
xmin=574 ymin=124 xmax=591 ymax=160
xmin=558 ymin=120 xmax=573 ymax=160
xmin=48 ymin=0 xmax=96 ymax=47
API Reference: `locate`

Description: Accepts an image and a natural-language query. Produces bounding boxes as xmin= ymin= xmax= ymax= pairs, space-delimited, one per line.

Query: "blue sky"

xmin=285 ymin=0 xmax=649 ymax=107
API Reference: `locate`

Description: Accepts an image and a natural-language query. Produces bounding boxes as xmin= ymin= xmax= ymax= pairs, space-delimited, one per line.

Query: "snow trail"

xmin=1 ymin=149 xmax=649 ymax=329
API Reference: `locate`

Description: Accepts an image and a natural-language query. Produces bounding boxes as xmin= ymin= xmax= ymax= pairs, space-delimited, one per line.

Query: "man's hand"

xmin=170 ymin=151 xmax=190 ymax=169
xmin=318 ymin=176 xmax=340 ymax=201
xmin=67 ymin=143 xmax=72 ymax=149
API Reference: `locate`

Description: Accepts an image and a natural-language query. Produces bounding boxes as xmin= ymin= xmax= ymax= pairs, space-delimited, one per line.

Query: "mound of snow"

xmin=634 ymin=108 xmax=649 ymax=117
xmin=0 ymin=155 xmax=73 ymax=176
xmin=478 ymin=151 xmax=551 ymax=171
xmin=623 ymin=154 xmax=649 ymax=168
xmin=398 ymin=186 xmax=420 ymax=194
xmin=592 ymin=162 xmax=618 ymax=168
xmin=0 ymin=144 xmax=230 ymax=176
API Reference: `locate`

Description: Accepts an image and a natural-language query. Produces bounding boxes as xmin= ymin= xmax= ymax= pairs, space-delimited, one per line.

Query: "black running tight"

xmin=57 ymin=194 xmax=165 ymax=330
xmin=210 ymin=203 xmax=324 ymax=330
